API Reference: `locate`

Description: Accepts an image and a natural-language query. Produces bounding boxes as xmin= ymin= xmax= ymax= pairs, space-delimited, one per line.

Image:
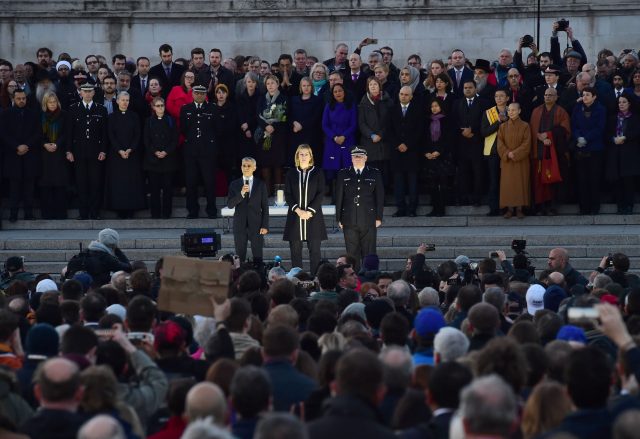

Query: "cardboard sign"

xmin=158 ymin=256 xmax=231 ymax=317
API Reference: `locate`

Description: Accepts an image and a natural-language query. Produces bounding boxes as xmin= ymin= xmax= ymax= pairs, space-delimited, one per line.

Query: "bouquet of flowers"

xmin=258 ymin=102 xmax=287 ymax=151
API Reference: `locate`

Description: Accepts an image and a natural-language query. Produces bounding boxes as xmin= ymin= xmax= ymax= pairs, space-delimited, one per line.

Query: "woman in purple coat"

xmin=322 ymin=83 xmax=357 ymax=193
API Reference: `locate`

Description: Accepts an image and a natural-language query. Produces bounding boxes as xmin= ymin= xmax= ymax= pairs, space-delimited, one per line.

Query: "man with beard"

xmin=33 ymin=69 xmax=57 ymax=109
xmin=474 ymin=59 xmax=496 ymax=100
xmin=1 ymin=88 xmax=42 ymax=222
xmin=199 ymin=48 xmax=234 ymax=102
xmin=149 ymin=43 xmax=185 ymax=97
xmin=116 ymin=70 xmax=147 ymax=119
xmin=54 ymin=60 xmax=76 ymax=110
xmin=96 ymin=75 xmax=117 ymax=115
xmin=13 ymin=64 xmax=32 ymax=96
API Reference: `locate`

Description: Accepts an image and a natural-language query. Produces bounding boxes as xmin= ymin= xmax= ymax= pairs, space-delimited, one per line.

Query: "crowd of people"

xmin=0 ymin=225 xmax=639 ymax=438
xmin=1 ymin=21 xmax=640 ymax=227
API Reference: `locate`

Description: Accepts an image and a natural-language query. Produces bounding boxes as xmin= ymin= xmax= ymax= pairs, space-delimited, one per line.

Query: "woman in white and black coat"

xmin=144 ymin=96 xmax=178 ymax=218
xmin=283 ymin=144 xmax=327 ymax=275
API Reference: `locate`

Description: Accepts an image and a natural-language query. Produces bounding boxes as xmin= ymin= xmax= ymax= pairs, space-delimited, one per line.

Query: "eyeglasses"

xmin=154 ymin=104 xmax=165 ymax=107
xmin=185 ymin=75 xmax=195 ymax=79
xmin=400 ymin=72 xmax=410 ymax=76
xmin=508 ymin=74 xmax=520 ymax=78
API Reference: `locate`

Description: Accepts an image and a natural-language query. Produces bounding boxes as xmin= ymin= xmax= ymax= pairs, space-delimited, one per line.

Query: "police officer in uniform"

xmin=335 ymin=147 xmax=384 ymax=271
xmin=180 ymin=84 xmax=218 ymax=219
xmin=66 ymin=83 xmax=108 ymax=220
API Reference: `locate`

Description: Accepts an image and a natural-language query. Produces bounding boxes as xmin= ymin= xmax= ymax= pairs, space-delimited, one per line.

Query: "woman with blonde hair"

xmin=282 ymin=144 xmax=327 ymax=274
xmin=309 ymin=63 xmax=329 ymax=97
xmin=40 ymin=91 xmax=69 ymax=219
xmin=521 ymin=381 xmax=573 ymax=439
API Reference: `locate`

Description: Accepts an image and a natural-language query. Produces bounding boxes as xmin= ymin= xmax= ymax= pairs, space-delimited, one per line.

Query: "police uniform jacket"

xmin=335 ymin=165 xmax=384 ymax=228
xmin=283 ymin=166 xmax=328 ymax=242
xmin=66 ymin=101 xmax=108 ymax=160
xmin=1 ymin=105 xmax=42 ymax=179
xmin=180 ymin=102 xmax=217 ymax=160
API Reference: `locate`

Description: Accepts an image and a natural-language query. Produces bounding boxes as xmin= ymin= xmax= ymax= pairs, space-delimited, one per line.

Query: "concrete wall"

xmin=1 ymin=0 xmax=638 ymax=66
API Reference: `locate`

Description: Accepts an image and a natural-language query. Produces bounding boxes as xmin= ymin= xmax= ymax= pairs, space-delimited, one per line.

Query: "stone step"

xmin=3 ymin=225 xmax=640 ymax=248
xmin=3 ymin=200 xmax=639 ymax=221
xmin=5 ymin=213 xmax=640 ymax=231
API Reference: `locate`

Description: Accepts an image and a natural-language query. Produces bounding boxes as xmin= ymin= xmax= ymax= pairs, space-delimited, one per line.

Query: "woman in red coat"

xmin=166 ymin=71 xmax=196 ymax=145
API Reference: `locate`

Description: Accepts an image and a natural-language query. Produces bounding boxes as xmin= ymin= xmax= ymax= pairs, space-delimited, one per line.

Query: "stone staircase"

xmin=2 ymin=197 xmax=640 ymax=277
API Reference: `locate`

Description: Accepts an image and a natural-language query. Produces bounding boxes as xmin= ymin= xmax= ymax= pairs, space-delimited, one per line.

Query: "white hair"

xmin=181 ymin=418 xmax=234 ymax=439
xmin=434 ymin=327 xmax=469 ymax=362
xmin=418 ymin=287 xmax=440 ymax=308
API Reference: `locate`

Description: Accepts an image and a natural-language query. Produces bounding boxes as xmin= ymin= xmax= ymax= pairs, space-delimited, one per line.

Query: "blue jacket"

xmin=263 ymin=360 xmax=316 ymax=412
xmin=571 ymin=101 xmax=606 ymax=152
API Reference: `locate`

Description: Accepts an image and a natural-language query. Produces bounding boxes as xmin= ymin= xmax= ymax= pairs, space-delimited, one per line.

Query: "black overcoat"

xmin=1 ymin=105 xmax=42 ymax=179
xmin=106 ymin=110 xmax=146 ymax=210
xmin=283 ymin=166 xmax=328 ymax=242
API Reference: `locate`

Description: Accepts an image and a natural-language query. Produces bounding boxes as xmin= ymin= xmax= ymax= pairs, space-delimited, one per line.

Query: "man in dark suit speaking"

xmin=227 ymin=157 xmax=269 ymax=263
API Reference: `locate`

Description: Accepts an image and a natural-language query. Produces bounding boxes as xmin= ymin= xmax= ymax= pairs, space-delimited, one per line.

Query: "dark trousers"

xmin=75 ymin=159 xmax=104 ymax=217
xmin=9 ymin=177 xmax=35 ymax=216
xmin=148 ymin=171 xmax=174 ymax=218
xmin=40 ymin=186 xmax=67 ymax=219
xmin=185 ymin=156 xmax=216 ymax=217
xmin=575 ymin=151 xmax=603 ymax=214
xmin=343 ymin=224 xmax=377 ymax=271
xmin=485 ymin=154 xmax=500 ymax=212
xmin=457 ymin=157 xmax=485 ymax=204
xmin=289 ymin=239 xmax=321 ymax=275
xmin=430 ymin=175 xmax=448 ymax=215
xmin=394 ymin=171 xmax=418 ymax=213
xmin=234 ymin=228 xmax=264 ymax=262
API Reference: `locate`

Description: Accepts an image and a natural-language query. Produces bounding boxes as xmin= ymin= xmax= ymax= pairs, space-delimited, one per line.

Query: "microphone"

xmin=244 ymin=179 xmax=249 ymax=197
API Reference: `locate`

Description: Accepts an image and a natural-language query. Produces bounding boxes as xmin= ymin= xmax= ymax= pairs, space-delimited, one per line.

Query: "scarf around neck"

xmin=430 ymin=113 xmax=446 ymax=142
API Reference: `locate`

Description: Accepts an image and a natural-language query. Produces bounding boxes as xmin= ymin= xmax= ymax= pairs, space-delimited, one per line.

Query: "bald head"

xmin=78 ymin=415 xmax=125 ymax=439
xmin=399 ymin=86 xmax=413 ymax=105
xmin=34 ymin=357 xmax=82 ymax=411
xmin=186 ymin=382 xmax=227 ymax=425
xmin=547 ymin=271 xmax=565 ymax=286
xmin=548 ymin=248 xmax=568 ymax=271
